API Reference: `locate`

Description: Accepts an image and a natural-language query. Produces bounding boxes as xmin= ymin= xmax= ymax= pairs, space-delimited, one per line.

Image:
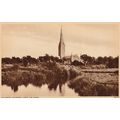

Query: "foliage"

xmin=71 ymin=60 xmax=84 ymax=66
xmin=68 ymin=73 xmax=118 ymax=96
xmin=2 ymin=54 xmax=119 ymax=68
xmin=80 ymin=54 xmax=118 ymax=68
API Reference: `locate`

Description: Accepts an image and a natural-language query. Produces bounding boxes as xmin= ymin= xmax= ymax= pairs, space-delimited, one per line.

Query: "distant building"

xmin=71 ymin=54 xmax=80 ymax=62
xmin=63 ymin=54 xmax=84 ymax=65
xmin=58 ymin=27 xmax=65 ymax=59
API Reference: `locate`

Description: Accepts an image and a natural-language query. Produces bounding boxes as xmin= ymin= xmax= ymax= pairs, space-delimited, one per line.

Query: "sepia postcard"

xmin=0 ymin=23 xmax=119 ymax=97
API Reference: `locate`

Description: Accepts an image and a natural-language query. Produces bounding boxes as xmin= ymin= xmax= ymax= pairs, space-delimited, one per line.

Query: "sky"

xmin=1 ymin=23 xmax=119 ymax=58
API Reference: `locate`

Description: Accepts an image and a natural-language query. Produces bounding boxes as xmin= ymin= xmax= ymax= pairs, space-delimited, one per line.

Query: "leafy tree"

xmin=44 ymin=54 xmax=50 ymax=62
xmin=80 ymin=54 xmax=89 ymax=65
xmin=2 ymin=57 xmax=12 ymax=64
xmin=22 ymin=57 xmax=28 ymax=67
xmin=71 ymin=60 xmax=84 ymax=66
xmin=80 ymin=54 xmax=95 ymax=65
xmin=107 ymin=56 xmax=118 ymax=68
xmin=96 ymin=57 xmax=104 ymax=64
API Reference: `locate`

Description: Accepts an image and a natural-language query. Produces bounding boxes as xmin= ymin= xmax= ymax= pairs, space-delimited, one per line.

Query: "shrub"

xmin=69 ymin=68 xmax=78 ymax=80
xmin=68 ymin=75 xmax=118 ymax=96
xmin=11 ymin=64 xmax=19 ymax=71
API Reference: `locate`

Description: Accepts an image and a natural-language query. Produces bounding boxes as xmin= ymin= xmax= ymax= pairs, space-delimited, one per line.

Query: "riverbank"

xmin=2 ymin=63 xmax=119 ymax=96
xmin=2 ymin=62 xmax=79 ymax=92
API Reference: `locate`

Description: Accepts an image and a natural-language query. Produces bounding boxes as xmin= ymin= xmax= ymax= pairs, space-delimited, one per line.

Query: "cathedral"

xmin=58 ymin=27 xmax=83 ymax=64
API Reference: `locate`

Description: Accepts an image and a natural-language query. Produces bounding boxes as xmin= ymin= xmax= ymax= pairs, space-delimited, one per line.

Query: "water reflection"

xmin=2 ymin=83 xmax=78 ymax=97
xmin=2 ymin=68 xmax=69 ymax=95
xmin=2 ymin=74 xmax=118 ymax=97
xmin=11 ymin=85 xmax=18 ymax=92
xmin=2 ymin=75 xmax=70 ymax=96
xmin=2 ymin=70 xmax=118 ymax=96
xmin=2 ymin=62 xmax=80 ymax=97
xmin=2 ymin=79 xmax=66 ymax=94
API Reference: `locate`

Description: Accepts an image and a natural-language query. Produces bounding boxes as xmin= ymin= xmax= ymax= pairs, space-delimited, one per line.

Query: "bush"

xmin=11 ymin=64 xmax=19 ymax=71
xmin=68 ymin=76 xmax=118 ymax=96
xmin=22 ymin=58 xmax=28 ymax=67
xmin=69 ymin=68 xmax=78 ymax=80
xmin=71 ymin=60 xmax=84 ymax=66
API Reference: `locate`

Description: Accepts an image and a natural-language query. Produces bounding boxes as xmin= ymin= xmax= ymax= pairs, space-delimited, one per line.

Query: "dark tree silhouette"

xmin=22 ymin=57 xmax=28 ymax=67
xmin=71 ymin=60 xmax=84 ymax=66
xmin=80 ymin=54 xmax=95 ymax=65
xmin=2 ymin=54 xmax=119 ymax=68
xmin=2 ymin=57 xmax=12 ymax=64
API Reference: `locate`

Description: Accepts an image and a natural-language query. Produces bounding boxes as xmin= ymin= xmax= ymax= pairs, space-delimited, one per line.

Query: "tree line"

xmin=2 ymin=54 xmax=119 ymax=68
xmin=2 ymin=54 xmax=62 ymax=67
xmin=80 ymin=54 xmax=118 ymax=68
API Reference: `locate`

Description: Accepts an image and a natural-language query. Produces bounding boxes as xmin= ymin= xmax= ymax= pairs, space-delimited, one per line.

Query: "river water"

xmin=1 ymin=83 xmax=78 ymax=97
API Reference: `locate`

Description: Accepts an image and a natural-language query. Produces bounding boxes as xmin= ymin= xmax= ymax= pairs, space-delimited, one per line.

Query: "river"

xmin=1 ymin=83 xmax=78 ymax=97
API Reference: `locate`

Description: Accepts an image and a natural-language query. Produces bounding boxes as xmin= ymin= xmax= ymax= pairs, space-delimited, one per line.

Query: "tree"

xmin=71 ymin=60 xmax=84 ymax=66
xmin=80 ymin=54 xmax=94 ymax=65
xmin=113 ymin=56 xmax=119 ymax=68
xmin=96 ymin=56 xmax=104 ymax=64
xmin=44 ymin=54 xmax=50 ymax=62
xmin=80 ymin=54 xmax=89 ymax=65
xmin=26 ymin=55 xmax=32 ymax=64
xmin=22 ymin=57 xmax=28 ymax=67
xmin=2 ymin=57 xmax=12 ymax=64
xmin=107 ymin=56 xmax=118 ymax=68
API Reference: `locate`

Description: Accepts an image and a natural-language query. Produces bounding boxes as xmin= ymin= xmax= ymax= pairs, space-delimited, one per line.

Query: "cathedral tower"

xmin=58 ymin=27 xmax=65 ymax=59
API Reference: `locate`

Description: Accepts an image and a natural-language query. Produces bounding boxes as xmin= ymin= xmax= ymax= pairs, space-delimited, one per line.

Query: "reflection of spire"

xmin=59 ymin=84 xmax=65 ymax=96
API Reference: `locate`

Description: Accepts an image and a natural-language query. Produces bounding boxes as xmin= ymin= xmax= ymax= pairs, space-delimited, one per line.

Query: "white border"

xmin=0 ymin=0 xmax=120 ymax=22
xmin=0 ymin=98 xmax=120 ymax=120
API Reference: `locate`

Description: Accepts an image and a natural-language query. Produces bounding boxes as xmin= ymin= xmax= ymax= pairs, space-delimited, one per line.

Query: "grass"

xmin=68 ymin=72 xmax=118 ymax=96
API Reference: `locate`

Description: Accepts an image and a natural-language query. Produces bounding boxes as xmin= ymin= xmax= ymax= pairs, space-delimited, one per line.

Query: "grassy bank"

xmin=68 ymin=72 xmax=118 ymax=96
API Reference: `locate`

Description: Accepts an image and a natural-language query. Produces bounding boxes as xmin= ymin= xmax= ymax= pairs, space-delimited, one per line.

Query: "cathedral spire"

xmin=60 ymin=26 xmax=63 ymax=42
xmin=58 ymin=26 xmax=65 ymax=58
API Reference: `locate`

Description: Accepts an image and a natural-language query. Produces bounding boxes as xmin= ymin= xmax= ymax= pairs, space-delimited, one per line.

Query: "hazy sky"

xmin=1 ymin=23 xmax=119 ymax=58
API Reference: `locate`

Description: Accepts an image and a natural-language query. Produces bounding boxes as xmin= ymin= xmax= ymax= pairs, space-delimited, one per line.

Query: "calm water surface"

xmin=2 ymin=83 xmax=78 ymax=97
